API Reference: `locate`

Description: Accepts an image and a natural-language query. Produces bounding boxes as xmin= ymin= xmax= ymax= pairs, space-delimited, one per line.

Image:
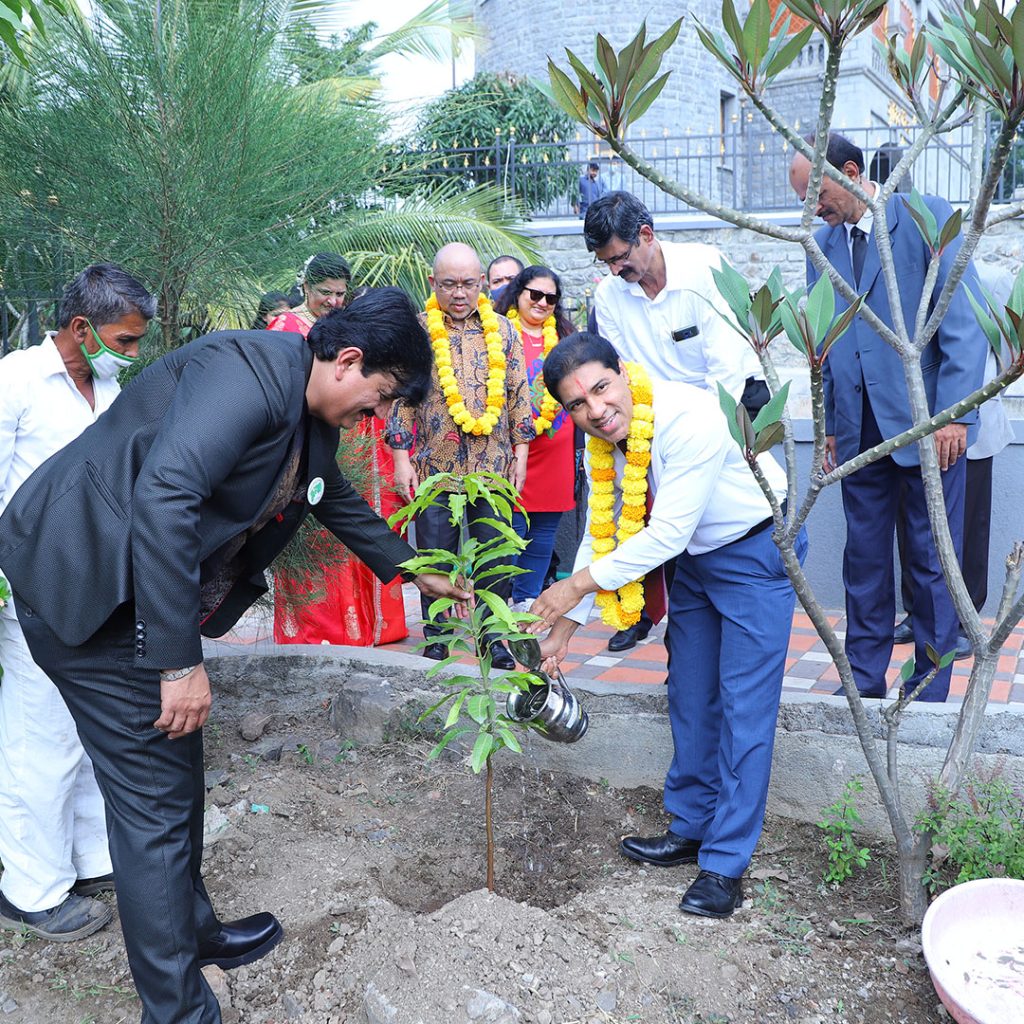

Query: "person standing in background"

xmin=0 ymin=263 xmax=155 ymax=941
xmin=495 ymin=265 xmax=577 ymax=609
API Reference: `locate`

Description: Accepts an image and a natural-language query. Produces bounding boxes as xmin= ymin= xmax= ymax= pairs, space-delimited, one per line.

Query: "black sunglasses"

xmin=525 ymin=287 xmax=558 ymax=305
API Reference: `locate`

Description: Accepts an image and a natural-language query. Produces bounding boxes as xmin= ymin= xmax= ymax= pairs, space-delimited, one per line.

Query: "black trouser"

xmin=897 ymin=455 xmax=992 ymax=619
xmin=416 ymin=497 xmax=511 ymax=638
xmin=16 ymin=598 xmax=221 ymax=1024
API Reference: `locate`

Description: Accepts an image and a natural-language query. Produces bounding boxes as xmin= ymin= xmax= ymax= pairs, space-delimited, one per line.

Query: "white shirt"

xmin=843 ymin=181 xmax=877 ymax=262
xmin=568 ymin=379 xmax=787 ymax=624
xmin=0 ymin=333 xmax=120 ymax=518
xmin=593 ymin=241 xmax=761 ymax=402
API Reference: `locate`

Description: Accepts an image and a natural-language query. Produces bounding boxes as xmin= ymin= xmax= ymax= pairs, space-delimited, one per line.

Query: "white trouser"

xmin=0 ymin=601 xmax=111 ymax=911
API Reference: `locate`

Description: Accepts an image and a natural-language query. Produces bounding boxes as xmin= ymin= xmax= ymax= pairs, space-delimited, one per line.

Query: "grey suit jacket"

xmin=0 ymin=330 xmax=414 ymax=668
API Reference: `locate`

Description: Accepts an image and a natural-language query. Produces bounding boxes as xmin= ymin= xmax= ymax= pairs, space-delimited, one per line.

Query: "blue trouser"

xmin=510 ymin=511 xmax=563 ymax=602
xmin=665 ymin=526 xmax=806 ymax=878
xmin=841 ymin=401 xmax=965 ymax=702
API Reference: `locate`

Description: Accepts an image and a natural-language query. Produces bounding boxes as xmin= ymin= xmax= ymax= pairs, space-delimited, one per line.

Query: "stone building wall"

xmin=474 ymin=1 xmax=729 ymax=138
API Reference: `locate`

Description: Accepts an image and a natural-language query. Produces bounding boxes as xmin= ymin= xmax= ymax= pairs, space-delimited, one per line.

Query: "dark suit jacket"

xmin=0 ymin=330 xmax=414 ymax=668
xmin=808 ymin=193 xmax=987 ymax=467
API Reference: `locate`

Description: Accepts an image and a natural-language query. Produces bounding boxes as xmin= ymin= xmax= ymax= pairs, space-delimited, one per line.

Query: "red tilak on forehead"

xmin=573 ymin=372 xmax=585 ymax=396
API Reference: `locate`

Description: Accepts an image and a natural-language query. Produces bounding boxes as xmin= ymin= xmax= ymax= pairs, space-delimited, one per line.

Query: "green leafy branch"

xmin=390 ymin=471 xmax=545 ymax=892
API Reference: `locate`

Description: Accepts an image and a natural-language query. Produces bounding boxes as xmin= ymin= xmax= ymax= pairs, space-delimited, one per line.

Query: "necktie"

xmin=851 ymin=226 xmax=867 ymax=288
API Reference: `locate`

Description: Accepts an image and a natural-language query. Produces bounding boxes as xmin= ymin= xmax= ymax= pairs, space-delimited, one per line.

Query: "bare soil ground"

xmin=0 ymin=704 xmax=946 ymax=1024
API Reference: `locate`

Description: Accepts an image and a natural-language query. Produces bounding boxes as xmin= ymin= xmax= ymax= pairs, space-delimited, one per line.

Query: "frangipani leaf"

xmin=717 ymin=381 xmax=745 ymax=449
xmin=752 ymin=379 xmax=791 ymax=433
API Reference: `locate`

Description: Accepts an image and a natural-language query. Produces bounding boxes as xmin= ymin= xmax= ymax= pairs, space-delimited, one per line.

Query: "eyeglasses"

xmin=593 ymin=243 xmax=634 ymax=268
xmin=436 ymin=279 xmax=481 ymax=294
xmin=312 ymin=285 xmax=347 ymax=301
xmin=525 ymin=287 xmax=558 ymax=305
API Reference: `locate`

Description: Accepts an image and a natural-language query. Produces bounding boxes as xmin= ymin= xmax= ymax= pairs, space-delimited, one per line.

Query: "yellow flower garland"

xmin=426 ymin=292 xmax=506 ymax=436
xmin=587 ymin=362 xmax=655 ymax=630
xmin=506 ymin=307 xmax=561 ymax=433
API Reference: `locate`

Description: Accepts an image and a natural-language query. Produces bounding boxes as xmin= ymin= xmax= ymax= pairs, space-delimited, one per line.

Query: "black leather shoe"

xmin=679 ymin=870 xmax=744 ymax=918
xmin=488 ymin=641 xmax=515 ymax=671
xmin=198 ymin=912 xmax=283 ymax=970
xmin=893 ymin=615 xmax=913 ymax=645
xmin=607 ymin=618 xmax=652 ymax=653
xmin=954 ymin=633 xmax=972 ymax=661
xmin=620 ymin=832 xmax=700 ymax=867
xmin=422 ymin=642 xmax=447 ymax=661
xmin=72 ymin=873 xmax=115 ymax=897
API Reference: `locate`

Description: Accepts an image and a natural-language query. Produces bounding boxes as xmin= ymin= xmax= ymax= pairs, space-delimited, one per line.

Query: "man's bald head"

xmin=430 ymin=243 xmax=485 ymax=321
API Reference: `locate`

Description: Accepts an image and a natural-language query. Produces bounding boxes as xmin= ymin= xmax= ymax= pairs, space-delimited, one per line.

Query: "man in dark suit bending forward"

xmin=0 ymin=287 xmax=467 ymax=1024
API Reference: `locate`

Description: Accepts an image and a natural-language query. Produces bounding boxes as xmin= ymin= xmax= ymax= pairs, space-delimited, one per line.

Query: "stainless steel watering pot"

xmin=505 ymin=637 xmax=589 ymax=743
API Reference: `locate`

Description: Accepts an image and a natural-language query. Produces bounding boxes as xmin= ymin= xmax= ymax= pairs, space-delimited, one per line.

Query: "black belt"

xmin=731 ymin=501 xmax=786 ymax=546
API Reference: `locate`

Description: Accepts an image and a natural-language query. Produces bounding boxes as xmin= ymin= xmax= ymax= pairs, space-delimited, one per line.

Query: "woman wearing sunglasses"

xmin=495 ymin=265 xmax=577 ymax=609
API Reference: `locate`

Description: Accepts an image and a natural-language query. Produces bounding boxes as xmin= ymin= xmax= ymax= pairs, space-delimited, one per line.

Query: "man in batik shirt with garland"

xmin=529 ymin=332 xmax=805 ymax=920
xmin=386 ymin=242 xmax=534 ymax=668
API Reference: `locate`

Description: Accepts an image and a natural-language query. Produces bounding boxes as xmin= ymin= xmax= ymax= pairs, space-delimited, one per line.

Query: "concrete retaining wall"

xmin=205 ymin=642 xmax=1024 ymax=841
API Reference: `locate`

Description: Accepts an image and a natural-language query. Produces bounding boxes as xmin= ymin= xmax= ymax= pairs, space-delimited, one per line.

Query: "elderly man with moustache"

xmin=387 ymin=243 xmax=535 ymax=668
xmin=0 ymin=263 xmax=154 ymax=943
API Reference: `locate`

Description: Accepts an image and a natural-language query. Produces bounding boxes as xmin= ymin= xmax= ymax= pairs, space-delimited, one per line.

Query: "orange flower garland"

xmin=587 ymin=362 xmax=655 ymax=630
xmin=426 ymin=292 xmax=505 ymax=435
xmin=506 ymin=307 xmax=561 ymax=433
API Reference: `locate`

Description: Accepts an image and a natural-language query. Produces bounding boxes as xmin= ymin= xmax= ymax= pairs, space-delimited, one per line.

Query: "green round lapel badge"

xmin=307 ymin=477 xmax=325 ymax=506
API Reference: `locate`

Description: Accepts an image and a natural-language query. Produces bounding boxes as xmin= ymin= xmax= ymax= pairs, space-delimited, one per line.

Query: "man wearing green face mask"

xmin=0 ymin=263 xmax=154 ymax=943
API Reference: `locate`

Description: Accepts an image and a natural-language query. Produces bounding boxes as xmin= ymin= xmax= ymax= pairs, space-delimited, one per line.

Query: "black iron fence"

xmin=393 ymin=121 xmax=1022 ymax=220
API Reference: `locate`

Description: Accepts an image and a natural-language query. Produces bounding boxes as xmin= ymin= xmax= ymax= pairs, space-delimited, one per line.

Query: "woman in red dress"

xmin=268 ymin=258 xmax=409 ymax=646
xmin=495 ymin=266 xmax=576 ymax=609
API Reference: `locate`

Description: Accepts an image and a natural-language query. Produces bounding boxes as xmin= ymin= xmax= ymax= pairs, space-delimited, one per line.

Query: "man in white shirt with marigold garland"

xmin=584 ymin=191 xmax=767 ymax=652
xmin=0 ymin=263 xmax=155 ymax=941
xmin=528 ymin=332 xmax=806 ymax=920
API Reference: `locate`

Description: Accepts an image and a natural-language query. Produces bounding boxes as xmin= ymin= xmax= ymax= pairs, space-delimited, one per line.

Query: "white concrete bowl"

xmin=921 ymin=877 xmax=1024 ymax=1024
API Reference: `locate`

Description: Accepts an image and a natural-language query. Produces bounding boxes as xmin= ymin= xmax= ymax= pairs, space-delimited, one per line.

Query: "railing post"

xmin=508 ymin=127 xmax=517 ymax=205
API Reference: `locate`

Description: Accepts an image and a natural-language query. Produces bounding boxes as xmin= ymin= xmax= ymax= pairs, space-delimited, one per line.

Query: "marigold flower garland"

xmin=426 ymin=293 xmax=506 ymax=435
xmin=587 ymin=362 xmax=655 ymax=630
xmin=506 ymin=307 xmax=561 ymax=433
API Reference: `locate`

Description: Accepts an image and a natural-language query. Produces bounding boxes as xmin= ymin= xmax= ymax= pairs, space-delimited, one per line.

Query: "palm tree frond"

xmin=363 ymin=0 xmax=480 ymax=65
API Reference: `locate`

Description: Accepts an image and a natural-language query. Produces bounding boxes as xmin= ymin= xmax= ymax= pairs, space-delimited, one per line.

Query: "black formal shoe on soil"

xmin=893 ymin=615 xmax=913 ymax=645
xmin=71 ymin=873 xmax=115 ymax=898
xmin=198 ymin=912 xmax=283 ymax=970
xmin=0 ymin=890 xmax=112 ymax=942
xmin=488 ymin=641 xmax=515 ymax=671
xmin=620 ymin=832 xmax=700 ymax=867
xmin=422 ymin=642 xmax=447 ymax=661
xmin=679 ymin=870 xmax=744 ymax=919
xmin=607 ymin=619 xmax=652 ymax=653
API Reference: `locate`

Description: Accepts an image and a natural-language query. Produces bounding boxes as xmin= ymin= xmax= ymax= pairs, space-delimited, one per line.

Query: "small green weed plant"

xmin=0 ymin=574 xmax=10 ymax=681
xmin=917 ymin=775 xmax=1024 ymax=893
xmin=388 ymin=471 xmax=542 ymax=891
xmin=817 ymin=778 xmax=872 ymax=884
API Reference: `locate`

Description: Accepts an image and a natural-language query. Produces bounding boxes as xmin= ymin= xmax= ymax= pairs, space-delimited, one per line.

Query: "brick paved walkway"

xmin=223 ymin=588 xmax=1024 ymax=706
xmin=379 ymin=592 xmax=1024 ymax=706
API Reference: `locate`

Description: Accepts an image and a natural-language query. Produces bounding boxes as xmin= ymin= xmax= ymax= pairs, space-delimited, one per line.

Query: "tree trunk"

xmin=485 ymin=757 xmax=495 ymax=893
xmin=897 ymin=831 xmax=931 ymax=926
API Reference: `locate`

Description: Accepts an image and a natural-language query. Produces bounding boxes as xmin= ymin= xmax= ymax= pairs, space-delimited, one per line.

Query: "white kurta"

xmin=568 ymin=379 xmax=787 ymax=625
xmin=0 ymin=334 xmax=118 ymax=911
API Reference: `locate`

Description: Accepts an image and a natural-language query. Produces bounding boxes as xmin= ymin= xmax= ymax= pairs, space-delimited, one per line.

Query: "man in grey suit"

xmin=0 ymin=286 xmax=467 ymax=1024
xmin=789 ymin=133 xmax=987 ymax=702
